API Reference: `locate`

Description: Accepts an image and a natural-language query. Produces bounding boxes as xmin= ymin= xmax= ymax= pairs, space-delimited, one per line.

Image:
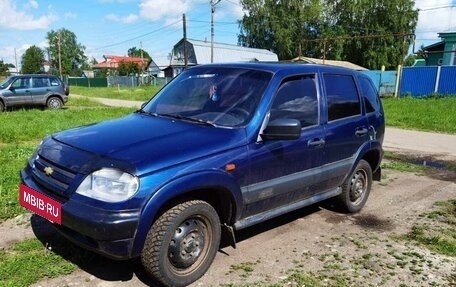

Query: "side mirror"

xmin=261 ymin=118 xmax=301 ymax=140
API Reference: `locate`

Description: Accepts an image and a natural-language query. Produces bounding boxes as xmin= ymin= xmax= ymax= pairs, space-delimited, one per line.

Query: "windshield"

xmin=142 ymin=67 xmax=272 ymax=127
xmin=0 ymin=76 xmax=14 ymax=89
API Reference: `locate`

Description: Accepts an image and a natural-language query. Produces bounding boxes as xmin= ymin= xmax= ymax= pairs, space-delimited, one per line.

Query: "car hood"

xmin=52 ymin=113 xmax=247 ymax=175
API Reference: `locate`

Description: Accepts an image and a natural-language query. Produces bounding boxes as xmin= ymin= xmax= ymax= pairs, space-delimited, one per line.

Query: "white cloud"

xmin=0 ymin=0 xmax=57 ymax=30
xmin=104 ymin=13 xmax=139 ymax=24
xmin=27 ymin=0 xmax=38 ymax=9
xmin=139 ymin=0 xmax=190 ymax=22
xmin=414 ymin=0 xmax=456 ymax=47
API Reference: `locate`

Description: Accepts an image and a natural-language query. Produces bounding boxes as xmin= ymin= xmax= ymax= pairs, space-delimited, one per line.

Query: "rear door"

xmin=242 ymin=74 xmax=325 ymax=217
xmin=31 ymin=76 xmax=51 ymax=105
xmin=322 ymin=73 xmax=369 ymax=185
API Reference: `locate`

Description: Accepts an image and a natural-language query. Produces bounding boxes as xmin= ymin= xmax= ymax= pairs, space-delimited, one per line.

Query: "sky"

xmin=0 ymin=0 xmax=455 ymax=70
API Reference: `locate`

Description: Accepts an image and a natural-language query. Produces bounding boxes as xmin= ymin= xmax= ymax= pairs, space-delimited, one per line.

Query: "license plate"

xmin=19 ymin=184 xmax=62 ymax=225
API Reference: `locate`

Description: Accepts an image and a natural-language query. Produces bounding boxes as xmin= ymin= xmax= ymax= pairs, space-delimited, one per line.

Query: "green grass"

xmin=0 ymin=238 xmax=77 ymax=287
xmin=70 ymin=85 xmax=163 ymax=101
xmin=382 ymin=96 xmax=456 ymax=134
xmin=0 ymin=104 xmax=134 ymax=221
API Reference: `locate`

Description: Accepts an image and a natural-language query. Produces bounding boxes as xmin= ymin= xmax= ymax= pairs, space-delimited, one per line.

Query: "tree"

xmin=128 ymin=47 xmax=151 ymax=60
xmin=0 ymin=60 xmax=15 ymax=76
xmin=117 ymin=61 xmax=139 ymax=76
xmin=21 ymin=45 xmax=45 ymax=74
xmin=239 ymin=0 xmax=323 ymax=60
xmin=46 ymin=28 xmax=87 ymax=76
xmin=238 ymin=0 xmax=418 ymax=69
xmin=322 ymin=0 xmax=418 ymax=69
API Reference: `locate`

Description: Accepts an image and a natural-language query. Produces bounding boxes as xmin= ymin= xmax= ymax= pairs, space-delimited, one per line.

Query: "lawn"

xmin=382 ymin=96 xmax=456 ymax=134
xmin=70 ymin=85 xmax=163 ymax=102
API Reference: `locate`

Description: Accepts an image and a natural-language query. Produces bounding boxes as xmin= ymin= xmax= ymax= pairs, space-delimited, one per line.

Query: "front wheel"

xmin=335 ymin=159 xmax=372 ymax=213
xmin=141 ymin=200 xmax=221 ymax=287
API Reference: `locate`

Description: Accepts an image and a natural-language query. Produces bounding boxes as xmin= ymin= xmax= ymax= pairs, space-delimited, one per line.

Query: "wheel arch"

xmin=46 ymin=94 xmax=64 ymax=104
xmin=131 ymin=170 xmax=242 ymax=257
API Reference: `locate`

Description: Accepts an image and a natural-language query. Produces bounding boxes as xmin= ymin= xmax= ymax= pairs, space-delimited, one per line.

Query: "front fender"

xmin=131 ymin=170 xmax=243 ymax=257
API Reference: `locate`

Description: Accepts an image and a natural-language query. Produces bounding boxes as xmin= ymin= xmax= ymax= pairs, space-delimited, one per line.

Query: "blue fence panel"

xmin=400 ymin=67 xmax=437 ymax=97
xmin=361 ymin=70 xmax=397 ymax=97
xmin=437 ymin=66 xmax=456 ymax=95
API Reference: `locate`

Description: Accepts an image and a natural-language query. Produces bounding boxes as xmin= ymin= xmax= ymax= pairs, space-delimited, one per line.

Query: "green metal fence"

xmin=68 ymin=77 xmax=108 ymax=87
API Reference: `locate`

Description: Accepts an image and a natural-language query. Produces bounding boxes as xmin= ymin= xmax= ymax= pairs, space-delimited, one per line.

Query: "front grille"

xmin=30 ymin=155 xmax=77 ymax=200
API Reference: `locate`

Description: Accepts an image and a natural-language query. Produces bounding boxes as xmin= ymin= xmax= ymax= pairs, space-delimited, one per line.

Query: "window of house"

xmin=323 ymin=74 xmax=361 ymax=121
xmin=270 ymin=75 xmax=319 ymax=128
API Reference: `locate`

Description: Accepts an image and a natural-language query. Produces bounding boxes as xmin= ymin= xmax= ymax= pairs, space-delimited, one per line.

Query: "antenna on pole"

xmin=210 ymin=0 xmax=221 ymax=63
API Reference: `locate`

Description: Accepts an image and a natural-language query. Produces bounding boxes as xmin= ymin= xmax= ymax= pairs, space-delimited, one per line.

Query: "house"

xmin=420 ymin=31 xmax=456 ymax=66
xmin=164 ymin=38 xmax=278 ymax=77
xmin=92 ymin=55 xmax=150 ymax=74
xmin=290 ymin=56 xmax=368 ymax=71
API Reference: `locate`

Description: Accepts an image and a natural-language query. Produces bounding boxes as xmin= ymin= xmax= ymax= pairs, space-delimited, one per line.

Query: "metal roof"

xmin=290 ymin=56 xmax=368 ymax=71
xmin=171 ymin=39 xmax=278 ymax=65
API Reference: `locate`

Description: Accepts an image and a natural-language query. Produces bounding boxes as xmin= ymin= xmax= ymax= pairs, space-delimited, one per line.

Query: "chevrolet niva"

xmin=0 ymin=74 xmax=69 ymax=111
xmin=20 ymin=63 xmax=384 ymax=286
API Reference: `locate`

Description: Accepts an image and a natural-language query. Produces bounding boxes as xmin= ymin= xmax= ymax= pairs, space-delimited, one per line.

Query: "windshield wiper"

xmin=158 ymin=113 xmax=216 ymax=127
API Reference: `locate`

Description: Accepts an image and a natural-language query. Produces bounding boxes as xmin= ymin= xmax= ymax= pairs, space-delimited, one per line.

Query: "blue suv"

xmin=20 ymin=63 xmax=384 ymax=286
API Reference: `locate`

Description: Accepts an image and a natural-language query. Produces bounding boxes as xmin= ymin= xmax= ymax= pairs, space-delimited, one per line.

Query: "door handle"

xmin=307 ymin=138 xmax=325 ymax=147
xmin=355 ymin=127 xmax=369 ymax=137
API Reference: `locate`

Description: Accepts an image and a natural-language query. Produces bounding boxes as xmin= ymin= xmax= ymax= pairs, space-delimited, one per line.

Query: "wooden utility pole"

xmin=210 ymin=0 xmax=221 ymax=63
xmin=57 ymin=32 xmax=62 ymax=79
xmin=183 ymin=13 xmax=188 ymax=69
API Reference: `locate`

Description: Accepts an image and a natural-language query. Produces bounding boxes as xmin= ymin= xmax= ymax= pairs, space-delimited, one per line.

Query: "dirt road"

xmin=21 ymin=168 xmax=454 ymax=287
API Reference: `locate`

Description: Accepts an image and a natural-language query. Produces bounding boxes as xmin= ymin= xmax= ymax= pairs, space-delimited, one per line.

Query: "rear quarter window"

xmin=323 ymin=74 xmax=361 ymax=121
xmin=358 ymin=76 xmax=380 ymax=113
xmin=50 ymin=77 xmax=61 ymax=86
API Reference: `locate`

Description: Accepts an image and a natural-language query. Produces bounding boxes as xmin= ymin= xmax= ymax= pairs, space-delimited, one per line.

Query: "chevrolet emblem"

xmin=44 ymin=166 xmax=54 ymax=176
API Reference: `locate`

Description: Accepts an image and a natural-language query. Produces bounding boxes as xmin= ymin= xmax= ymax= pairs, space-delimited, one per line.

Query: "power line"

xmin=91 ymin=19 xmax=182 ymax=51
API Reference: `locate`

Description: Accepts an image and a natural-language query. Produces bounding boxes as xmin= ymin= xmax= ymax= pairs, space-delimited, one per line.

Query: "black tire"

xmin=0 ymin=101 xmax=4 ymax=112
xmin=141 ymin=200 xmax=221 ymax=287
xmin=335 ymin=159 xmax=372 ymax=213
xmin=47 ymin=97 xmax=63 ymax=109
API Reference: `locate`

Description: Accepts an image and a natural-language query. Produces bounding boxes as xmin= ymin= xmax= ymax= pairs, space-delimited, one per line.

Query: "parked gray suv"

xmin=0 ymin=74 xmax=69 ymax=111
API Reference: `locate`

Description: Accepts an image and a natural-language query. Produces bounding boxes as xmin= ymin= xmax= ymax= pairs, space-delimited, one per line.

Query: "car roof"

xmin=11 ymin=74 xmax=58 ymax=78
xmin=189 ymin=62 xmax=361 ymax=75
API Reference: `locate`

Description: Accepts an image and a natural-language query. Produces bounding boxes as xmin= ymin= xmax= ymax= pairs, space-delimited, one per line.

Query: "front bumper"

xmin=21 ymin=167 xmax=141 ymax=260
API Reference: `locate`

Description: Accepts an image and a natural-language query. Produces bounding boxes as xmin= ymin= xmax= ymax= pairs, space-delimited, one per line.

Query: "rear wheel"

xmin=47 ymin=97 xmax=63 ymax=109
xmin=335 ymin=159 xmax=372 ymax=213
xmin=141 ymin=200 xmax=221 ymax=287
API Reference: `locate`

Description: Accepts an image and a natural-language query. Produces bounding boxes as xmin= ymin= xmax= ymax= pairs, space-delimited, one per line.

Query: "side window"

xmin=323 ymin=74 xmax=361 ymax=121
xmin=32 ymin=77 xmax=50 ymax=88
xmin=358 ymin=76 xmax=380 ymax=113
xmin=270 ymin=75 xmax=318 ymax=128
xmin=12 ymin=78 xmax=30 ymax=89
xmin=50 ymin=77 xmax=61 ymax=86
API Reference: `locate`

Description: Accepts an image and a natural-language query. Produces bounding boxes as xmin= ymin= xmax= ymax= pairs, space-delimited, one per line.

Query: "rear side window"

xmin=358 ymin=76 xmax=380 ymax=113
xmin=50 ymin=77 xmax=61 ymax=86
xmin=323 ymin=74 xmax=360 ymax=121
xmin=32 ymin=77 xmax=50 ymax=88
xmin=270 ymin=74 xmax=318 ymax=127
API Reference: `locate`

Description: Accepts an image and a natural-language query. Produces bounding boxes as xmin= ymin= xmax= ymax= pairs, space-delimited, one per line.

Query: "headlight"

xmin=76 ymin=168 xmax=139 ymax=202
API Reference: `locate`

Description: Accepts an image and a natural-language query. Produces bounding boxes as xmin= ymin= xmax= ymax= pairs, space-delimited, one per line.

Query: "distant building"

xmin=290 ymin=56 xmax=368 ymax=71
xmin=164 ymin=38 xmax=278 ymax=77
xmin=420 ymin=31 xmax=456 ymax=66
xmin=92 ymin=55 xmax=150 ymax=74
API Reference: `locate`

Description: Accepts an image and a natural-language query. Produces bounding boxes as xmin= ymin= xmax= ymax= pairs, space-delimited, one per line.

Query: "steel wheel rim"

xmin=168 ymin=216 xmax=211 ymax=274
xmin=349 ymin=169 xmax=368 ymax=206
xmin=49 ymin=99 xmax=60 ymax=109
